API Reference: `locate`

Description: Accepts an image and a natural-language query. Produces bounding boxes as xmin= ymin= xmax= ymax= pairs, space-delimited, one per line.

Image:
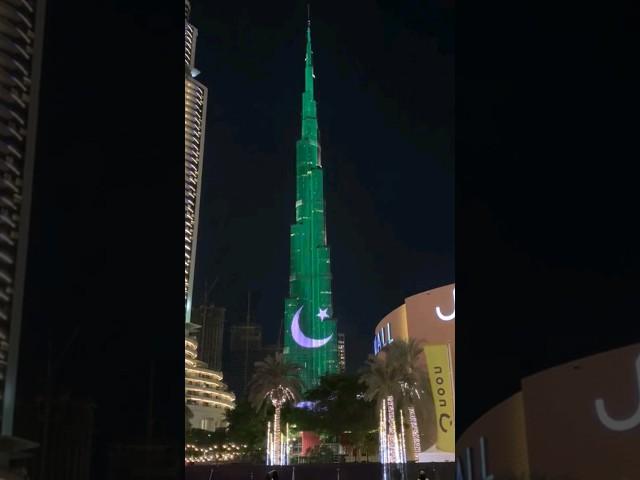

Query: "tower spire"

xmin=304 ymin=13 xmax=314 ymax=100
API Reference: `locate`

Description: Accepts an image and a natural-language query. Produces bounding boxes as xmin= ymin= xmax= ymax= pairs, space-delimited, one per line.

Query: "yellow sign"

xmin=424 ymin=344 xmax=455 ymax=452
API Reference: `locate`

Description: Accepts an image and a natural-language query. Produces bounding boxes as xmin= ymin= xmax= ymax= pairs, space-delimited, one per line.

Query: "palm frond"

xmin=247 ymin=353 xmax=303 ymax=411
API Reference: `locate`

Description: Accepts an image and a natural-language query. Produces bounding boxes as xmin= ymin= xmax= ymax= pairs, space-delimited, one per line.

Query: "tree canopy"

xmin=247 ymin=353 xmax=303 ymax=411
xmin=286 ymin=373 xmax=377 ymax=451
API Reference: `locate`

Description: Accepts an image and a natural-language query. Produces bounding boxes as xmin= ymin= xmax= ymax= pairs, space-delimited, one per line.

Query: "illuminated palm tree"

xmin=386 ymin=339 xmax=428 ymax=461
xmin=248 ymin=353 xmax=302 ymax=465
xmin=360 ymin=353 xmax=402 ymax=464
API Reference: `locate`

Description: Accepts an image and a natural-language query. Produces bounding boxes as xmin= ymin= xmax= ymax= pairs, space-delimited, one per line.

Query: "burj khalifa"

xmin=283 ymin=20 xmax=338 ymax=389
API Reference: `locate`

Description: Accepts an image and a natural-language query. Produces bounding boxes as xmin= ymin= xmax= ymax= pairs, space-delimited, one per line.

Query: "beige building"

xmin=457 ymin=343 xmax=640 ymax=479
xmin=185 ymin=336 xmax=235 ymax=431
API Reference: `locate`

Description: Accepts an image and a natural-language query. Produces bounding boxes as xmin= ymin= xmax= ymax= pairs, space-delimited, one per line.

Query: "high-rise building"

xmin=229 ymin=323 xmax=262 ymax=352
xmin=185 ymin=337 xmax=235 ymax=431
xmin=196 ymin=305 xmax=225 ymax=371
xmin=337 ymin=333 xmax=346 ymax=373
xmin=184 ymin=0 xmax=208 ymax=326
xmin=0 ymin=0 xmax=47 ymax=437
xmin=227 ymin=322 xmax=262 ymax=396
xmin=283 ymin=20 xmax=338 ymax=389
xmin=183 ymin=1 xmax=234 ymax=432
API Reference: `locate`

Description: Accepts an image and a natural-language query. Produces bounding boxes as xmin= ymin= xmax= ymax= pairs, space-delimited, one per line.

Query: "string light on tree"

xmin=408 ymin=406 xmax=421 ymax=461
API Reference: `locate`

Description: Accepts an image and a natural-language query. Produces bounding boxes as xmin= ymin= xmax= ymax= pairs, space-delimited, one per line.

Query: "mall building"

xmin=457 ymin=343 xmax=640 ymax=480
xmin=373 ymin=284 xmax=455 ymax=464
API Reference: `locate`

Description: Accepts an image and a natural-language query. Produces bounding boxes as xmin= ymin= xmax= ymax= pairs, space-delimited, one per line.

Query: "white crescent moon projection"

xmin=291 ymin=306 xmax=333 ymax=349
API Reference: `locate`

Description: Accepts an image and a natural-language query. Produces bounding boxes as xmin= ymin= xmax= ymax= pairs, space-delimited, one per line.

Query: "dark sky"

xmin=190 ymin=0 xmax=454 ymax=372
xmin=16 ymin=0 xmax=638 ymax=468
xmin=455 ymin=1 xmax=640 ymax=431
xmin=18 ymin=1 xmax=185 ymax=475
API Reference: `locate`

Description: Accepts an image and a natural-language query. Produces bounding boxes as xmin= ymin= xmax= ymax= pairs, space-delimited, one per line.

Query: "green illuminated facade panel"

xmin=283 ymin=24 xmax=338 ymax=390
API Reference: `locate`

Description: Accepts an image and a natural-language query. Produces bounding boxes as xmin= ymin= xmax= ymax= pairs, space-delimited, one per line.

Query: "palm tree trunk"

xmin=267 ymin=421 xmax=272 ymax=465
xmin=399 ymin=408 xmax=407 ymax=464
xmin=379 ymin=400 xmax=388 ymax=464
xmin=273 ymin=405 xmax=282 ymax=464
xmin=407 ymin=405 xmax=421 ymax=461
xmin=386 ymin=395 xmax=400 ymax=463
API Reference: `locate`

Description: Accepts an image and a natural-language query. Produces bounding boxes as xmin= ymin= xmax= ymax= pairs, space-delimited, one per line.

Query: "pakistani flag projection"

xmin=283 ymin=23 xmax=338 ymax=389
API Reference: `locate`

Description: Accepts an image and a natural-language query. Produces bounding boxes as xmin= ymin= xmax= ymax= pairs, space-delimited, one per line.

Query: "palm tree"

xmin=360 ymin=353 xmax=401 ymax=464
xmin=386 ymin=339 xmax=428 ymax=461
xmin=248 ymin=353 xmax=302 ymax=465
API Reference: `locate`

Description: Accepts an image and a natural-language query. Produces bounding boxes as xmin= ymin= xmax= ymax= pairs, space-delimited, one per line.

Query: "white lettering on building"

xmin=436 ymin=288 xmax=455 ymax=321
xmin=595 ymin=352 xmax=640 ymax=431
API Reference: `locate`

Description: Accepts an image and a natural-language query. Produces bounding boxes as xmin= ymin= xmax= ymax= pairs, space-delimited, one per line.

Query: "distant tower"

xmin=283 ymin=19 xmax=338 ymax=389
xmin=228 ymin=322 xmax=262 ymax=396
xmin=184 ymin=0 xmax=208 ymax=326
xmin=0 ymin=0 xmax=47 ymax=436
xmin=337 ymin=333 xmax=346 ymax=373
xmin=197 ymin=305 xmax=225 ymax=371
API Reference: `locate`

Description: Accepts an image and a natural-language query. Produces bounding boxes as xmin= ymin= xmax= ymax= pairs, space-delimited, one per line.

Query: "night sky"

xmin=13 ymin=1 xmax=639 ymax=473
xmin=455 ymin=1 xmax=640 ymax=431
xmin=190 ymin=0 xmax=454 ymax=372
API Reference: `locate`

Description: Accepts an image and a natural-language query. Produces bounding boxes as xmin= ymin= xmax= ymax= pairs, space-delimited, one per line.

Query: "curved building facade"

xmin=373 ymin=284 xmax=456 ymax=463
xmin=457 ymin=343 xmax=640 ymax=480
xmin=185 ymin=337 xmax=235 ymax=431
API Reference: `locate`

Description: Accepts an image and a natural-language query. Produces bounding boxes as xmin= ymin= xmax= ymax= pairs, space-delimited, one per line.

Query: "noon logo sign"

xmin=291 ymin=305 xmax=333 ymax=349
xmin=432 ymin=365 xmax=453 ymax=434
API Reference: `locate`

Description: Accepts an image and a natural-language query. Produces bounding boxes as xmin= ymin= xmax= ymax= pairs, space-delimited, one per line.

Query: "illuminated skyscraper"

xmin=185 ymin=337 xmax=235 ymax=431
xmin=185 ymin=0 xmax=207 ymax=325
xmin=283 ymin=20 xmax=338 ymax=389
xmin=184 ymin=1 xmax=235 ymax=431
xmin=0 ymin=0 xmax=47 ymax=436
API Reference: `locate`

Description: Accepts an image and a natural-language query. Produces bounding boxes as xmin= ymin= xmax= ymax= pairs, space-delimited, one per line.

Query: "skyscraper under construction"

xmin=283 ymin=20 xmax=338 ymax=389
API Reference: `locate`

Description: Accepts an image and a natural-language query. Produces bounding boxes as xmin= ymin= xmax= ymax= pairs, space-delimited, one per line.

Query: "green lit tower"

xmin=283 ymin=18 xmax=338 ymax=389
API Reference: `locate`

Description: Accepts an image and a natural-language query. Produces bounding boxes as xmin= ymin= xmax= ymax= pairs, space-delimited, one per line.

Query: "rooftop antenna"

xmin=307 ymin=4 xmax=311 ymax=26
